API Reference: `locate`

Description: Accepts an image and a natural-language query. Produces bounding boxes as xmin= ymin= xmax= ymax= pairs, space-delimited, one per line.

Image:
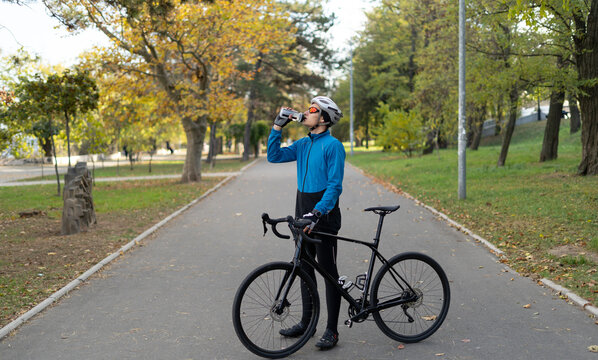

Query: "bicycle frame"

xmin=280 ymin=213 xmax=419 ymax=325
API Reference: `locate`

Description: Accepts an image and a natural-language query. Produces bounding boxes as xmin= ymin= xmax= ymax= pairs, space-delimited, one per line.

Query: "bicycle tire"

xmin=232 ymin=261 xmax=319 ymax=359
xmin=371 ymin=252 xmax=450 ymax=343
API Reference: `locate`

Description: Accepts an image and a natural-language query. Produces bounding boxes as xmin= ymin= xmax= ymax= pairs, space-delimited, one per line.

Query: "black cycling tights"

xmin=300 ymin=234 xmax=341 ymax=334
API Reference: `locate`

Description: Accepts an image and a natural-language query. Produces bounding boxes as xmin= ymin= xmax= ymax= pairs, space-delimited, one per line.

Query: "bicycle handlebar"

xmin=261 ymin=213 xmax=322 ymax=245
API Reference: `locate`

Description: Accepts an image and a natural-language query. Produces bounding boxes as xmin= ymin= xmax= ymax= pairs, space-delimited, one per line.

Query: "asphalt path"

xmin=0 ymin=159 xmax=596 ymax=359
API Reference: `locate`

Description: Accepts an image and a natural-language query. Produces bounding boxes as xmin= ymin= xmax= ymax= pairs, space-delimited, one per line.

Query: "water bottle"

xmin=279 ymin=108 xmax=305 ymax=122
xmin=338 ymin=275 xmax=354 ymax=290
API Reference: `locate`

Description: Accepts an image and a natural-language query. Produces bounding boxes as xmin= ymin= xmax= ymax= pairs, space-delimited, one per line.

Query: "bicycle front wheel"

xmin=372 ymin=252 xmax=450 ymax=343
xmin=232 ymin=261 xmax=319 ymax=359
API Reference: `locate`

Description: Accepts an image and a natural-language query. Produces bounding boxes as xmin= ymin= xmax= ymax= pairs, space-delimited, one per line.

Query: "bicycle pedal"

xmin=345 ymin=319 xmax=353 ymax=328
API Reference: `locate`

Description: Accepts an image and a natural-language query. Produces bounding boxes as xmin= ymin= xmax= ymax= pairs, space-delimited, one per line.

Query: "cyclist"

xmin=267 ymin=96 xmax=345 ymax=350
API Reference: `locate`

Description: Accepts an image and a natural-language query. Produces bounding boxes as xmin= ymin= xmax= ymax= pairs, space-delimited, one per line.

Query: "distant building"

xmin=481 ymin=105 xmax=549 ymax=138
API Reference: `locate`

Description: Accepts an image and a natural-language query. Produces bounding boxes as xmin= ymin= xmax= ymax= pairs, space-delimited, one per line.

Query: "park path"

xmin=0 ymin=159 xmax=596 ymax=360
xmin=0 ymin=172 xmax=238 ymax=187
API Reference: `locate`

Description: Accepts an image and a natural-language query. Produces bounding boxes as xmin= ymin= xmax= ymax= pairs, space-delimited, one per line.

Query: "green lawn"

xmin=347 ymin=120 xmax=598 ymax=305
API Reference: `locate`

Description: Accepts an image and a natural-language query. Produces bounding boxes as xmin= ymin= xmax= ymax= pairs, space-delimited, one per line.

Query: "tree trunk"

xmin=569 ymin=94 xmax=581 ymax=134
xmin=365 ymin=119 xmax=369 ymax=149
xmin=470 ymin=114 xmax=485 ymax=151
xmin=91 ymin=156 xmax=95 ymax=185
xmin=495 ymin=101 xmax=504 ymax=136
xmin=574 ymin=0 xmax=598 ymax=175
xmin=497 ymin=86 xmax=519 ymax=167
xmin=208 ymin=121 xmax=217 ymax=169
xmin=577 ymin=90 xmax=598 ymax=175
xmin=51 ymin=134 xmax=60 ymax=197
xmin=41 ymin=136 xmax=53 ymax=158
xmin=64 ymin=111 xmax=72 ymax=168
xmin=243 ymin=57 xmax=262 ymax=162
xmin=540 ymin=90 xmax=565 ymax=162
xmin=181 ymin=116 xmax=207 ymax=182
xmin=408 ymin=24 xmax=417 ymax=93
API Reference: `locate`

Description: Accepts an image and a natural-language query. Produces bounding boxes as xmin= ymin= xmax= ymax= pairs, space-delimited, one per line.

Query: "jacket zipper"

xmin=301 ymin=137 xmax=314 ymax=193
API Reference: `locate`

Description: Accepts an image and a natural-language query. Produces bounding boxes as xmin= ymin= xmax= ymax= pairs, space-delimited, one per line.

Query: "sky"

xmin=0 ymin=0 xmax=375 ymax=67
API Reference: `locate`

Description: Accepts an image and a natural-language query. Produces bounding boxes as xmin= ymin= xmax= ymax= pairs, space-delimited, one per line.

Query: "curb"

xmin=348 ymin=163 xmax=597 ymax=319
xmin=539 ymin=279 xmax=598 ymax=317
xmin=0 ymin=158 xmax=259 ymax=340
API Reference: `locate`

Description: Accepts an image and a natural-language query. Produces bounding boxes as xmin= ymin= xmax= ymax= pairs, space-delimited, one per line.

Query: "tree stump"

xmin=61 ymin=162 xmax=97 ymax=235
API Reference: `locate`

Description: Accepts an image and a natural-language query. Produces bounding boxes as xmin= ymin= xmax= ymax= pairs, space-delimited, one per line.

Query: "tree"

xmin=467 ymin=0 xmax=548 ymax=167
xmin=47 ymin=69 xmax=99 ymax=167
xmin=250 ymin=120 xmax=269 ymax=158
xmin=373 ymin=103 xmax=425 ymax=156
xmin=45 ymin=0 xmax=290 ymax=182
xmin=3 ymin=74 xmax=64 ymax=194
xmin=92 ymin=66 xmax=176 ymax=172
xmin=75 ymin=112 xmax=112 ymax=180
xmin=346 ymin=3 xmax=415 ymax=148
xmin=0 ymin=89 xmax=15 ymax=153
xmin=237 ymin=1 xmax=338 ymax=162
xmin=515 ymin=0 xmax=598 ymax=175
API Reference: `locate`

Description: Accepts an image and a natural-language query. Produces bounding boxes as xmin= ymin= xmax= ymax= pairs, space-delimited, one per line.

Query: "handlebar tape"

xmin=261 ymin=213 xmax=322 ymax=244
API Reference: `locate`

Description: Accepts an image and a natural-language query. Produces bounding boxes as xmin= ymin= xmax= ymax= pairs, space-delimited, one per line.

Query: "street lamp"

xmin=350 ymin=51 xmax=354 ymax=156
xmin=458 ymin=0 xmax=466 ymax=199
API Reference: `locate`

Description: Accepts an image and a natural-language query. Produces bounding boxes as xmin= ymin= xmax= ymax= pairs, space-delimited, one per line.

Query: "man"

xmin=267 ymin=96 xmax=345 ymax=350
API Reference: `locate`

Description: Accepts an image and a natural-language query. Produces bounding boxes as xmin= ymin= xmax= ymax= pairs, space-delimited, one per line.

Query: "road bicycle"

xmin=232 ymin=205 xmax=450 ymax=358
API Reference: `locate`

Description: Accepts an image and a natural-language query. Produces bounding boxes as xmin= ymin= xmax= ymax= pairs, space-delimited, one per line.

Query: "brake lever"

xmin=262 ymin=219 xmax=268 ymax=237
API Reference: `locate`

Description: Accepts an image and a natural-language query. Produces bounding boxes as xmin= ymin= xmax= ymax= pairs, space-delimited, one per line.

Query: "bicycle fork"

xmin=272 ymin=234 xmax=304 ymax=316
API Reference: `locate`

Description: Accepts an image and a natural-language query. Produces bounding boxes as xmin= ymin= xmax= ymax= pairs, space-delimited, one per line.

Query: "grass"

xmin=20 ymin=158 xmax=247 ymax=181
xmin=347 ymin=119 xmax=598 ymax=305
xmin=0 ymin=177 xmax=224 ymax=328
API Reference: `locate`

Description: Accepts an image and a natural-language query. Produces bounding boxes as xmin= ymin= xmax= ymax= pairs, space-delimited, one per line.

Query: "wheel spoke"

xmin=372 ymin=254 xmax=450 ymax=342
xmin=233 ymin=263 xmax=319 ymax=357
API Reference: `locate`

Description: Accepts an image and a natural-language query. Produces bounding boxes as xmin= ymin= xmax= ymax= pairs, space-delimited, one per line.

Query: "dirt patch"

xmin=0 ymin=210 xmax=166 ymax=327
xmin=548 ymin=244 xmax=598 ymax=263
xmin=0 ymin=181 xmax=223 ymax=328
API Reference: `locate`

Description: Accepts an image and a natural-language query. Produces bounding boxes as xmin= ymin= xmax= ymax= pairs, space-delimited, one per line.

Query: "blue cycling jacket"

xmin=267 ymin=128 xmax=345 ymax=232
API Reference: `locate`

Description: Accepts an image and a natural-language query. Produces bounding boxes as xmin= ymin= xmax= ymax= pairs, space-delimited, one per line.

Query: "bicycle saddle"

xmin=364 ymin=205 xmax=400 ymax=214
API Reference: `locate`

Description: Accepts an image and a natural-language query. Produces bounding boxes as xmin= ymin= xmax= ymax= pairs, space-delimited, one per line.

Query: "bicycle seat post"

xmin=373 ymin=211 xmax=387 ymax=246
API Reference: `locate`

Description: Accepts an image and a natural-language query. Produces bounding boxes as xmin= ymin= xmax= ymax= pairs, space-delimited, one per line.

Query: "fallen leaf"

xmin=47 ymin=252 xmax=56 ymax=256
xmin=588 ymin=345 xmax=598 ymax=353
xmin=461 ymin=339 xmax=471 ymax=343
xmin=435 ymin=353 xmax=445 ymax=356
xmin=523 ymin=304 xmax=531 ymax=309
xmin=235 ymin=212 xmax=242 ymax=216
xmin=397 ymin=344 xmax=405 ymax=350
xmin=422 ymin=315 xmax=437 ymax=321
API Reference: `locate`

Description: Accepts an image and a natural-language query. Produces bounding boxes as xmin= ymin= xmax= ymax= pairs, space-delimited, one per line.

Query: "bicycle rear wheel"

xmin=232 ymin=261 xmax=319 ymax=359
xmin=372 ymin=252 xmax=450 ymax=343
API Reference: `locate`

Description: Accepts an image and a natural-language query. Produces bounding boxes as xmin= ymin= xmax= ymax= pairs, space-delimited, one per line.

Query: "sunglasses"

xmin=308 ymin=106 xmax=320 ymax=114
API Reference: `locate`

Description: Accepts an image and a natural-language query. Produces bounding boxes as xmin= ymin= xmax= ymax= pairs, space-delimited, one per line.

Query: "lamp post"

xmin=458 ymin=0 xmax=466 ymax=199
xmin=350 ymin=52 xmax=354 ymax=156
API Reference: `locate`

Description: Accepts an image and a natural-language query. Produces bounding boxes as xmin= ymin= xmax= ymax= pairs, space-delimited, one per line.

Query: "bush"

xmin=374 ymin=104 xmax=426 ymax=156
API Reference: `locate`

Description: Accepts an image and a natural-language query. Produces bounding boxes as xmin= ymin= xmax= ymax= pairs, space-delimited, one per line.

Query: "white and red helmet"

xmin=311 ymin=96 xmax=343 ymax=125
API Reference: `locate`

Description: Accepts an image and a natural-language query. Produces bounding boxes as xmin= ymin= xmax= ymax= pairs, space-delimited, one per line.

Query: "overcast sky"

xmin=0 ymin=0 xmax=375 ymax=66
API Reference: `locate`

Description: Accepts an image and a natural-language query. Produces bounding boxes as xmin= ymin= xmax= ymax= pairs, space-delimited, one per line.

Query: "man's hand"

xmin=274 ymin=108 xmax=292 ymax=129
xmin=302 ymin=209 xmax=321 ymax=234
